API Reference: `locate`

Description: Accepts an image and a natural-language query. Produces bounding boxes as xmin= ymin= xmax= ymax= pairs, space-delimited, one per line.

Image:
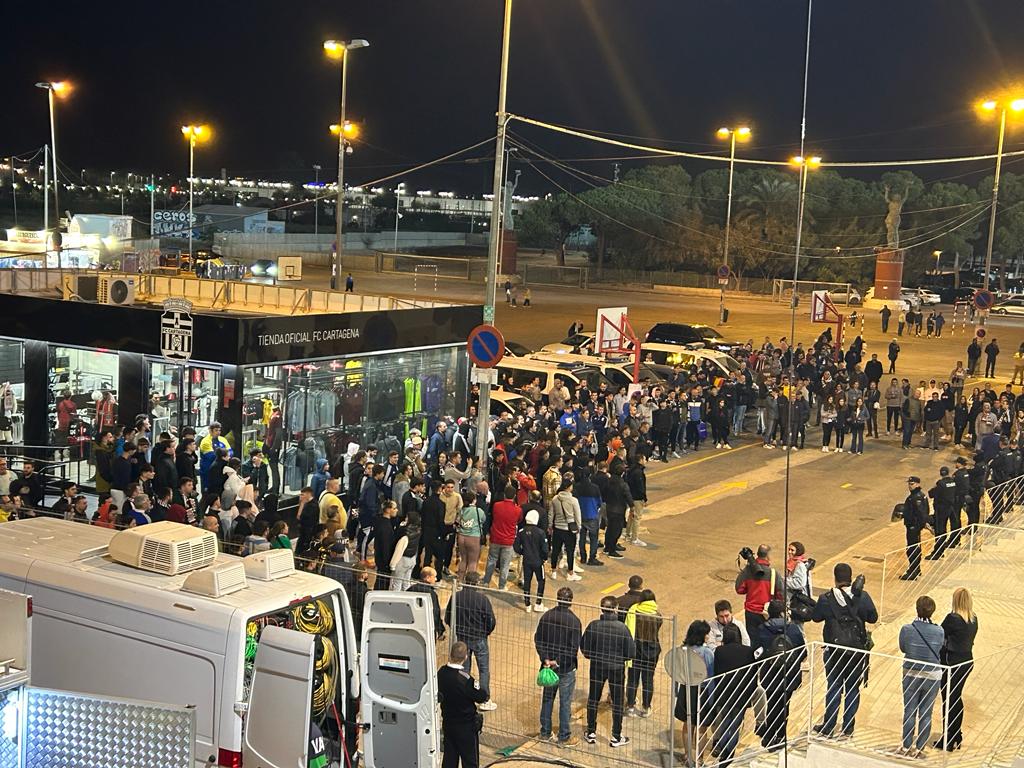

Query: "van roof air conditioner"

xmin=107 ymin=522 xmax=218 ymax=575
xmin=243 ymin=549 xmax=296 ymax=581
xmin=181 ymin=561 xmax=248 ymax=598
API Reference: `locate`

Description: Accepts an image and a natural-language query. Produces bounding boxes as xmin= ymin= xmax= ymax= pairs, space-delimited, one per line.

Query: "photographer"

xmin=735 ymin=544 xmax=784 ymax=640
xmin=811 ymin=563 xmax=878 ymax=739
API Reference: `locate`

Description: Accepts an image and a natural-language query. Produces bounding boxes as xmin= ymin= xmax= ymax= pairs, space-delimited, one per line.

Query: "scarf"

xmin=625 ymin=599 xmax=660 ymax=638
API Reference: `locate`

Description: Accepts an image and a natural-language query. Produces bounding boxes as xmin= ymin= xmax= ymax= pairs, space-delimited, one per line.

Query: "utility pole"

xmin=43 ymin=145 xmax=49 ymax=234
xmin=150 ymin=173 xmax=155 ymax=235
xmin=476 ymin=0 xmax=513 ymax=466
xmin=9 ymin=157 xmax=17 ymax=227
xmin=313 ymin=164 xmax=321 ymax=237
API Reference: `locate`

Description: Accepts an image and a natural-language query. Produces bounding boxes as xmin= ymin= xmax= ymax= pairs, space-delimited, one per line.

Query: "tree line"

xmin=516 ymin=163 xmax=1024 ymax=286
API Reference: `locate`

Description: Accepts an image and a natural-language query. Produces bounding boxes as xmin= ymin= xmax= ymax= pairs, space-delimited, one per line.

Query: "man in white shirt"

xmin=0 ymin=457 xmax=12 ymax=496
xmin=706 ymin=599 xmax=751 ymax=648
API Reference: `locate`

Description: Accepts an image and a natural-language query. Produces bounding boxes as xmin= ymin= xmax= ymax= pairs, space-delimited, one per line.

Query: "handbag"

xmin=790 ymin=591 xmax=816 ymax=622
xmin=554 ymin=496 xmax=579 ymax=534
xmin=536 ymin=666 xmax=560 ymax=687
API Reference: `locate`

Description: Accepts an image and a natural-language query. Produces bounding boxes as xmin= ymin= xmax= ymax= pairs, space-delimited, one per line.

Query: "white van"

xmin=639 ymin=342 xmax=743 ymax=379
xmin=494 ymin=357 xmax=613 ymax=400
xmin=526 ymin=351 xmax=668 ymax=389
xmin=0 ymin=518 xmax=360 ymax=768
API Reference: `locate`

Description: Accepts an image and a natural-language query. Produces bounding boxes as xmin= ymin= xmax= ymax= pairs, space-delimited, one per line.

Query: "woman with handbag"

xmin=785 ymin=542 xmax=815 ymax=634
xmin=897 ymin=595 xmax=946 ymax=757
xmin=936 ymin=588 xmax=978 ymax=751
xmin=549 ymin=474 xmax=583 ymax=582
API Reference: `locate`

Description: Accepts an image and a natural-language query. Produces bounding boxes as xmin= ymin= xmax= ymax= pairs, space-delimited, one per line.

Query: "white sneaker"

xmin=837 ymin=448 xmax=844 ymax=453
xmin=822 ymin=446 xmax=829 ymax=453
xmin=672 ymin=451 xmax=681 ymax=458
xmin=534 ymin=603 xmax=549 ymax=613
xmin=631 ymin=539 xmax=648 ymax=547
xmin=566 ymin=573 xmax=582 ymax=582
xmin=549 ymin=570 xmax=558 ymax=580
xmin=716 ymin=442 xmax=722 ymax=449
xmin=725 ymin=443 xmax=733 ymax=449
xmin=479 ymin=700 xmax=498 ymax=711
xmin=524 ymin=603 xmax=533 ymax=613
xmin=574 ymin=563 xmax=585 ymax=573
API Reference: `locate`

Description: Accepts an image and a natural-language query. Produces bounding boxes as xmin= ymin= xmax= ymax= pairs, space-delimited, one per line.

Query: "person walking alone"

xmin=880 ymin=304 xmax=892 ymax=334
xmin=888 ymin=339 xmax=901 ymax=374
xmin=984 ymin=338 xmax=1000 ymax=379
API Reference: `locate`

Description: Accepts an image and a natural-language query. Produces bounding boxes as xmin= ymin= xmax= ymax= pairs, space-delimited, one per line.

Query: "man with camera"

xmin=811 ymin=563 xmax=878 ymax=739
xmin=735 ymin=544 xmax=784 ymax=641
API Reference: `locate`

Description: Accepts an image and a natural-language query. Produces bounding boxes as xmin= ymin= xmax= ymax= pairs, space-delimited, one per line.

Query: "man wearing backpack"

xmin=811 ymin=563 xmax=878 ymax=738
xmin=754 ymin=600 xmax=806 ymax=752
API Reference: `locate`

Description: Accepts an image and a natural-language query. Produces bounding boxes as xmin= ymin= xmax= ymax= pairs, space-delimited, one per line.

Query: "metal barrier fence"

xmin=771 ymin=278 xmax=854 ymax=304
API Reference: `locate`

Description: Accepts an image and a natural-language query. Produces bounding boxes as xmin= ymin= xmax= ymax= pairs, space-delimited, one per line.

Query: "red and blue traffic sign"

xmin=467 ymin=324 xmax=505 ymax=368
xmin=975 ymin=289 xmax=995 ymax=311
xmin=717 ymin=264 xmax=731 ymax=279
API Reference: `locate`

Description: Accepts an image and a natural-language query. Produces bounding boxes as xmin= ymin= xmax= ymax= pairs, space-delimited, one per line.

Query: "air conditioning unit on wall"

xmin=99 ymin=275 xmax=136 ymax=305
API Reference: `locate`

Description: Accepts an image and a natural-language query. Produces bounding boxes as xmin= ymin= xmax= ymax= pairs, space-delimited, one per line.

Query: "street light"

xmin=324 ymin=37 xmax=370 ymax=290
xmin=35 ymin=81 xmax=70 ymax=234
xmin=977 ymin=94 xmax=1024 ymax=291
xmin=933 ymin=249 xmax=942 ymax=274
xmin=789 ymin=155 xmax=822 ymax=306
xmin=181 ymin=124 xmax=210 ymax=262
xmin=715 ymin=125 xmax=752 ymax=323
xmin=312 ymin=164 xmax=321 ymax=236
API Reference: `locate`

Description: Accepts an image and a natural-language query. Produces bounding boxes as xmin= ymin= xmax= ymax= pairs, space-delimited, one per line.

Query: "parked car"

xmin=644 ymin=323 xmax=742 ymax=354
xmin=934 ymin=286 xmax=976 ymax=305
xmin=504 ymin=341 xmax=533 ymax=357
xmin=827 ymin=287 xmax=862 ymax=306
xmin=490 ymin=389 xmax=531 ymax=416
xmin=992 ymin=296 xmax=1024 ymax=316
xmin=863 ymin=287 xmax=910 ymax=312
xmin=541 ymin=332 xmax=597 ymax=355
xmin=909 ymin=287 xmax=941 ymax=305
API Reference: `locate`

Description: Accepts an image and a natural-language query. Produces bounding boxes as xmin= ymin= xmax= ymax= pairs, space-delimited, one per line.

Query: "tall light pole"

xmin=35 ymin=81 xmax=69 ymax=231
xmin=312 ymin=164 xmax=321 ymax=236
xmin=476 ymin=0 xmax=514 ymax=467
xmin=789 ymin=154 xmax=822 ymax=297
xmin=394 ymin=182 xmax=405 ymax=251
xmin=324 ymin=38 xmax=369 ymax=290
xmin=180 ymin=124 xmax=209 ymax=262
xmin=978 ymin=97 xmax=1024 ymax=292
xmin=715 ymin=125 xmax=751 ymax=323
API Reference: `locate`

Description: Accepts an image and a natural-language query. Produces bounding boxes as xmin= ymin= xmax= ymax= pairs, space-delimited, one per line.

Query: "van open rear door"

xmin=360 ymin=591 xmax=439 ymax=768
xmin=243 ymin=625 xmax=314 ymax=768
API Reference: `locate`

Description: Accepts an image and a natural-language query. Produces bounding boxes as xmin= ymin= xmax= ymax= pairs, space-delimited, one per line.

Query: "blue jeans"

xmin=540 ymin=667 xmax=576 ymax=741
xmin=821 ymin=648 xmax=866 ymax=735
xmin=902 ymin=419 xmax=916 ymax=448
xmin=733 ymin=404 xmax=747 ymax=434
xmin=483 ymin=544 xmax=514 ymax=588
xmin=465 ymin=638 xmax=490 ymax=698
xmin=578 ymin=518 xmax=600 ymax=563
xmin=902 ymin=675 xmax=940 ymax=750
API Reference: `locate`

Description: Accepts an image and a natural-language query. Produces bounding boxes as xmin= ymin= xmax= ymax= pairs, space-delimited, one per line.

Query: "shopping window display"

xmin=147 ymin=360 xmax=220 ymax=437
xmin=48 ymin=346 xmax=119 ymax=441
xmin=242 ymin=345 xmax=466 ymax=496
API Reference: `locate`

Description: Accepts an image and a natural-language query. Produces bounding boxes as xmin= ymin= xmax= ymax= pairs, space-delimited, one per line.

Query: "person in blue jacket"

xmin=198 ymin=421 xmax=232 ymax=491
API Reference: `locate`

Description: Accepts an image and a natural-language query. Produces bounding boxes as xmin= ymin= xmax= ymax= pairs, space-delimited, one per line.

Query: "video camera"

xmin=738 ymin=547 xmax=756 ymax=568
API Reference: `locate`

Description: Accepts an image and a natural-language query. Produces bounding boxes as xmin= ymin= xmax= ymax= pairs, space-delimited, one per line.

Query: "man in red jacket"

xmin=735 ymin=544 xmax=784 ymax=641
xmin=483 ymin=485 xmax=521 ymax=590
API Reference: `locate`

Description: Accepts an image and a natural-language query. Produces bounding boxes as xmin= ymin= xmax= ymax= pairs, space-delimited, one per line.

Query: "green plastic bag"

xmin=536 ymin=666 xmax=560 ymax=687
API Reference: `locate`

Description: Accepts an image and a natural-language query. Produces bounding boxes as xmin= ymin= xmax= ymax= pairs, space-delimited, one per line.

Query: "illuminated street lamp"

xmin=181 ymin=124 xmax=210 ymax=261
xmin=789 ymin=155 xmax=822 ymax=301
xmin=324 ymin=38 xmax=370 ymax=289
xmin=933 ymin=249 xmax=942 ymax=274
xmin=715 ymin=125 xmax=752 ymax=323
xmin=977 ymin=95 xmax=1024 ymax=291
xmin=35 ymin=80 xmax=70 ymax=233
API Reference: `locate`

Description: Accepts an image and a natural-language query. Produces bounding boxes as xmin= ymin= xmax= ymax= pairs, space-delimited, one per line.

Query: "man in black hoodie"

xmin=602 ymin=466 xmax=634 ymax=559
xmin=580 ymin=595 xmax=635 ymax=748
xmin=625 ymin=454 xmax=648 ymax=547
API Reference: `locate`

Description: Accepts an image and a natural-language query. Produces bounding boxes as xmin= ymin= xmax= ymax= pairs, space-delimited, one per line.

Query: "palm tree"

xmin=736 ymin=176 xmax=799 ymax=237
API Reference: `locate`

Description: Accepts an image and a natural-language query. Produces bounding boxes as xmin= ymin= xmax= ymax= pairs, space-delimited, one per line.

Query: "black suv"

xmin=644 ymin=323 xmax=741 ymax=354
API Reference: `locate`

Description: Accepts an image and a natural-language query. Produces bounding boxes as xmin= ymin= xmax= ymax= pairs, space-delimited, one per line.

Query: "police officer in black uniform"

xmin=927 ymin=467 xmax=958 ymax=560
xmin=900 ymin=476 xmax=929 ymax=580
xmin=967 ymin=454 xmax=988 ymax=526
xmin=438 ymin=641 xmax=488 ymax=768
xmin=951 ymin=456 xmax=971 ymax=547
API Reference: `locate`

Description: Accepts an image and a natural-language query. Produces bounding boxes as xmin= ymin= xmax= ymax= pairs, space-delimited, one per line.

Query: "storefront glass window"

xmin=148 ymin=360 xmax=220 ymax=437
xmin=49 ymin=346 xmax=119 ymax=437
xmin=0 ymin=340 xmax=25 ymax=443
xmin=242 ymin=345 xmax=466 ymax=496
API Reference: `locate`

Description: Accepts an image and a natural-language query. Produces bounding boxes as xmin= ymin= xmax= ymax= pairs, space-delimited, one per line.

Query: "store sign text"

xmin=257 ymin=328 xmax=360 ymax=346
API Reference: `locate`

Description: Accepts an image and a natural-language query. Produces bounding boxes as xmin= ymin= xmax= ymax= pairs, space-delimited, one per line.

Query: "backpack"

xmin=764 ymin=631 xmax=794 ymax=658
xmin=829 ymin=592 xmax=867 ymax=649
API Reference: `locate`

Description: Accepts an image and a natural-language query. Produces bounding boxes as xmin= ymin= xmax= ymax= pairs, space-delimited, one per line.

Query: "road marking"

xmin=648 ymin=442 xmax=760 ymax=477
xmin=689 ymin=480 xmax=749 ymax=502
xmin=841 ymin=483 xmax=853 ymax=489
xmin=755 ymin=518 xmax=770 ymax=525
xmin=601 ymin=582 xmax=625 ymax=594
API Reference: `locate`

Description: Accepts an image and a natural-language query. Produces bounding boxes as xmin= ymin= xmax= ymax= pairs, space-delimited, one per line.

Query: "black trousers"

xmin=604 ymin=512 xmax=625 ymax=554
xmin=550 ymin=528 xmax=576 ymax=572
xmin=985 ymin=358 xmax=997 ymax=378
xmin=930 ymin=508 xmax=951 ymax=558
xmin=905 ymin=527 xmax=922 ymax=578
xmin=586 ymin=666 xmax=625 ymax=739
xmin=442 ymin=722 xmax=479 ymax=768
xmin=626 ymin=644 xmax=659 ymax=709
xmin=746 ymin=610 xmax=767 ymax=642
xmin=940 ymin=658 xmax=973 ymax=745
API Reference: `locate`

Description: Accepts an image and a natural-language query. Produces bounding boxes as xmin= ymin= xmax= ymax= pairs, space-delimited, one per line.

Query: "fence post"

xmin=448 ymin=578 xmax=457 ymax=656
xmin=942 ymin=664 xmax=951 ymax=758
xmin=806 ymin=642 xmax=817 ymax=742
xmin=667 ymin=615 xmax=676 ymax=768
xmin=969 ymin=525 xmax=975 ymax=566
xmin=879 ymin=556 xmax=888 ymax=618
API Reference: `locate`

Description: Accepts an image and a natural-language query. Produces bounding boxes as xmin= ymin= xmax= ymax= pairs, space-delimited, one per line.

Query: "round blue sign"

xmin=467 ymin=324 xmax=505 ymax=368
xmin=975 ymin=290 xmax=995 ymax=310
xmin=717 ymin=264 xmax=731 ymax=279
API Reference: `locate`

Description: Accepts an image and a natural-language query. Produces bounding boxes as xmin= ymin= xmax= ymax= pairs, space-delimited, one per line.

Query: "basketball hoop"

xmin=596 ymin=307 xmax=641 ymax=381
xmin=810 ymin=290 xmax=845 ymax=360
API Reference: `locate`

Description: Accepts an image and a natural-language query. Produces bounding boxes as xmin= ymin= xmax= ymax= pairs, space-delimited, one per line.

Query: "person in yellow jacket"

xmin=624 ymin=589 xmax=663 ymax=717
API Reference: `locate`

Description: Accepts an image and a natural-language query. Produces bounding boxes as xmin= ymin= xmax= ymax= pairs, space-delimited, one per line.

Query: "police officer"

xmin=438 ymin=641 xmax=489 ymax=768
xmin=968 ymin=454 xmax=988 ymax=526
xmin=951 ymin=457 xmax=971 ymax=547
xmin=900 ymin=476 xmax=929 ymax=581
xmin=927 ymin=467 xmax=958 ymax=560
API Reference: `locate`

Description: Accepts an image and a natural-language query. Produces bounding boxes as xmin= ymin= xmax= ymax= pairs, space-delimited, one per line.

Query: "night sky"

xmin=4 ymin=1 xmax=1024 ymax=193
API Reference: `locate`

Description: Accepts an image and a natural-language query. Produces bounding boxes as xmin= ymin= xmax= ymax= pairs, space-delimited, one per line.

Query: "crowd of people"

xmin=0 ymin=319 xmax=1011 ymax=768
